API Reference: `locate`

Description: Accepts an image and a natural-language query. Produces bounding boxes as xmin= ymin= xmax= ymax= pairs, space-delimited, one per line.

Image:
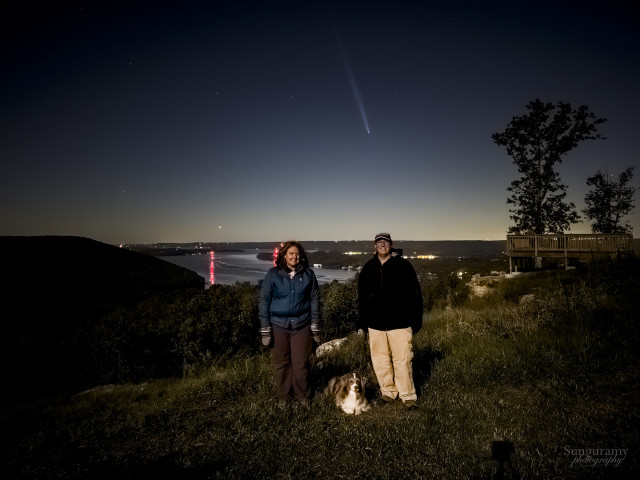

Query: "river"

xmin=159 ymin=249 xmax=356 ymax=287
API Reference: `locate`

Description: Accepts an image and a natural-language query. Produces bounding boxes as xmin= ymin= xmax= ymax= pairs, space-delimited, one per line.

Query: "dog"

xmin=327 ymin=373 xmax=371 ymax=415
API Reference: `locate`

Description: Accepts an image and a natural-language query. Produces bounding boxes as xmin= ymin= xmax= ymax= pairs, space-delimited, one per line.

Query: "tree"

xmin=492 ymin=99 xmax=606 ymax=234
xmin=583 ymin=167 xmax=636 ymax=233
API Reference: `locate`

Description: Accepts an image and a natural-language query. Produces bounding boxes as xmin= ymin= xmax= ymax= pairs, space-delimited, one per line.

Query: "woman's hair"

xmin=276 ymin=240 xmax=309 ymax=270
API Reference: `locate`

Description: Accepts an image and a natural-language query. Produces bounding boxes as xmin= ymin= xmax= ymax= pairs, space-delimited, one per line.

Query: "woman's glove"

xmin=260 ymin=326 xmax=272 ymax=347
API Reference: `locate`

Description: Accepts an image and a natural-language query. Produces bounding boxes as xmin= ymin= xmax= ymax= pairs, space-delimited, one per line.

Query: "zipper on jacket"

xmin=379 ymin=264 xmax=385 ymax=321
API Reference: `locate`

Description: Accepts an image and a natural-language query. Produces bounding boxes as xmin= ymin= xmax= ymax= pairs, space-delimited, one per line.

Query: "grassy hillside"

xmin=1 ymin=257 xmax=638 ymax=479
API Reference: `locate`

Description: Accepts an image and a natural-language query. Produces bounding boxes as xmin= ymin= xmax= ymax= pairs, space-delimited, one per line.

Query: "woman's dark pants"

xmin=271 ymin=324 xmax=312 ymax=401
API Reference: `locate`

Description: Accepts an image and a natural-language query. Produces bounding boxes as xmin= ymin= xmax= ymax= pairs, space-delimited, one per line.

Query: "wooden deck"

xmin=506 ymin=234 xmax=634 ymax=272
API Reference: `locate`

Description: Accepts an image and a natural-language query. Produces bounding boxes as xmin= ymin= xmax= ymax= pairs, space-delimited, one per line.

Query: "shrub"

xmin=175 ymin=283 xmax=260 ymax=375
xmin=91 ymin=293 xmax=188 ymax=384
xmin=420 ymin=273 xmax=467 ymax=310
xmin=320 ymin=278 xmax=359 ymax=339
xmin=89 ymin=283 xmax=260 ymax=384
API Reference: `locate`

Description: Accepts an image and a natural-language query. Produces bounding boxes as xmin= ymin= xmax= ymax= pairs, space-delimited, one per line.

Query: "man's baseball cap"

xmin=374 ymin=232 xmax=392 ymax=244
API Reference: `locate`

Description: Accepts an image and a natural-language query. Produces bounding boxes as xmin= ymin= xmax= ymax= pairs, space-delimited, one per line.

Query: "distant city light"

xmin=343 ymin=251 xmax=438 ymax=259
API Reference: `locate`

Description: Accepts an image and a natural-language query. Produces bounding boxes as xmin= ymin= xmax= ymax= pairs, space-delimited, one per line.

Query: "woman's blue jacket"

xmin=259 ymin=266 xmax=320 ymax=330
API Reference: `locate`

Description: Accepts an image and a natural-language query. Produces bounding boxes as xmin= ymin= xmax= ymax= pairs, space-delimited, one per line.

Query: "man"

xmin=358 ymin=232 xmax=423 ymax=409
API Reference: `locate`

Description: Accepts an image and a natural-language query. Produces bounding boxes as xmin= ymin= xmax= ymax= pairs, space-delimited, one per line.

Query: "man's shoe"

xmin=403 ymin=400 xmax=418 ymax=410
xmin=381 ymin=395 xmax=396 ymax=403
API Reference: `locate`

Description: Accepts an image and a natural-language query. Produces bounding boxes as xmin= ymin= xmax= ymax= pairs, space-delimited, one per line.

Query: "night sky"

xmin=2 ymin=0 xmax=638 ymax=244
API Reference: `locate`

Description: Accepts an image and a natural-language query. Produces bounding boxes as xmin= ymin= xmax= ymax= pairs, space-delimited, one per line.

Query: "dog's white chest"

xmin=340 ymin=390 xmax=369 ymax=415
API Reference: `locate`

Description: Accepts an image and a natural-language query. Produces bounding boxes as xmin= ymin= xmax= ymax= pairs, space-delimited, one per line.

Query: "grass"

xmin=2 ymin=260 xmax=639 ymax=479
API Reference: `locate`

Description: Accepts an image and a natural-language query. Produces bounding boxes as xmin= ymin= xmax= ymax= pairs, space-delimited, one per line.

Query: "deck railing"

xmin=507 ymin=233 xmax=633 ymax=255
xmin=507 ymin=233 xmax=633 ymax=256
xmin=506 ymin=233 xmax=634 ymax=272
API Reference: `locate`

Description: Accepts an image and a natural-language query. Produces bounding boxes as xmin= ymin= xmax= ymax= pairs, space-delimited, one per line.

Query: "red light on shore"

xmin=209 ymin=251 xmax=215 ymax=285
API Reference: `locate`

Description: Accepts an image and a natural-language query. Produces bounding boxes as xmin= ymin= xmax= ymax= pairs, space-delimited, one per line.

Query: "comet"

xmin=336 ymin=32 xmax=371 ymax=134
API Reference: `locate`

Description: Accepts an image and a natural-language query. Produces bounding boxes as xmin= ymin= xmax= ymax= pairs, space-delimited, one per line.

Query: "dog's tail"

xmin=327 ymin=377 xmax=339 ymax=397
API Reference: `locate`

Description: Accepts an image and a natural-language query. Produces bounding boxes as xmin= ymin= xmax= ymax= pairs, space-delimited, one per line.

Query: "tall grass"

xmin=2 ymin=259 xmax=638 ymax=479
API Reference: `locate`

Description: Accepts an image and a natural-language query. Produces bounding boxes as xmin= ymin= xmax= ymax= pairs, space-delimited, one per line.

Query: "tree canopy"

xmin=583 ymin=167 xmax=636 ymax=234
xmin=492 ymin=99 xmax=606 ymax=234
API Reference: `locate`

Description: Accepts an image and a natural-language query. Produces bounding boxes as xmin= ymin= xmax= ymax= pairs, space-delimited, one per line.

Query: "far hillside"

xmin=0 ymin=236 xmax=204 ymax=397
xmin=129 ymin=239 xmax=509 ymax=258
xmin=1 ymin=236 xmax=203 ymax=305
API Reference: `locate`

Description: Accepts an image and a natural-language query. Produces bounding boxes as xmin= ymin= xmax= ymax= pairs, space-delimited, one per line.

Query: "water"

xmin=159 ymin=250 xmax=356 ymax=287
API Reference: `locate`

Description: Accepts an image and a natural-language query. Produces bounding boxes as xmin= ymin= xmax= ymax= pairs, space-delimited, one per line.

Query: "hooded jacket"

xmin=259 ymin=265 xmax=320 ymax=330
xmin=358 ymin=250 xmax=423 ymax=333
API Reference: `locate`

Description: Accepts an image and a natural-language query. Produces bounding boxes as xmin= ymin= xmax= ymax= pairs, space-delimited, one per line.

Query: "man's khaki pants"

xmin=368 ymin=327 xmax=417 ymax=402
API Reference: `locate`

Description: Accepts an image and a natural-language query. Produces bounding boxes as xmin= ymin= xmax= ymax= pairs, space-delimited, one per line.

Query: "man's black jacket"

xmin=358 ymin=251 xmax=423 ymax=334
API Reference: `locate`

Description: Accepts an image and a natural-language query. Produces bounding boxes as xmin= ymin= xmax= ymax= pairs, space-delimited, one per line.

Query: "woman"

xmin=259 ymin=241 xmax=321 ymax=406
